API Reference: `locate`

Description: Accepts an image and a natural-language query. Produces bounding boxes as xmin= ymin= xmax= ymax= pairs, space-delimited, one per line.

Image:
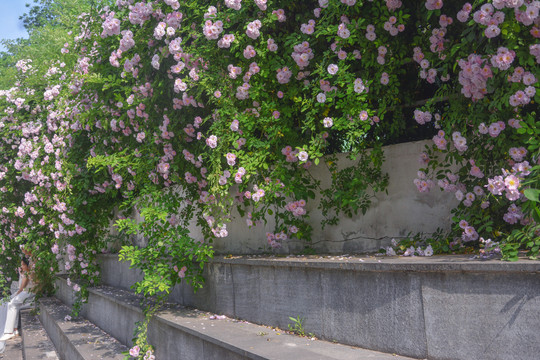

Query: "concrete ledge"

xmin=39 ymin=297 xmax=127 ymax=360
xmin=98 ymin=254 xmax=540 ymax=360
xmin=55 ymin=277 xmax=415 ymax=360
xmin=20 ymin=309 xmax=59 ymax=360
xmin=210 ymin=254 xmax=540 ymax=273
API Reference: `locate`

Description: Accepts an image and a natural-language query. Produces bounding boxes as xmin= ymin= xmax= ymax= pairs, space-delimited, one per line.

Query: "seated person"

xmin=0 ymin=257 xmax=35 ymax=341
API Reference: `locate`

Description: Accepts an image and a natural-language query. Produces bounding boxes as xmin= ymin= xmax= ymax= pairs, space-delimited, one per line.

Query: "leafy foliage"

xmin=0 ymin=0 xmax=538 ymax=357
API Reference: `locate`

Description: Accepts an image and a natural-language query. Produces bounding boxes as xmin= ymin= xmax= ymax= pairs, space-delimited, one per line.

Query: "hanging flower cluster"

xmin=0 ymin=0 xmax=539 ymax=355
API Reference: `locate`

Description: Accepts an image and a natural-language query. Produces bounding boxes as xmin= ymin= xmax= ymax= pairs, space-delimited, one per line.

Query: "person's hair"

xmin=21 ymin=257 xmax=30 ymax=267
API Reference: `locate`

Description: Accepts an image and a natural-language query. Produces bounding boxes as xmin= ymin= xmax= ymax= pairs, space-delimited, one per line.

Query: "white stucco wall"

xmin=207 ymin=140 xmax=457 ymax=254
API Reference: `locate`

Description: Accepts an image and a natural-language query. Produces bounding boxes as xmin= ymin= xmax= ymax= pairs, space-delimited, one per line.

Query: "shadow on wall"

xmin=107 ymin=140 xmax=457 ymax=255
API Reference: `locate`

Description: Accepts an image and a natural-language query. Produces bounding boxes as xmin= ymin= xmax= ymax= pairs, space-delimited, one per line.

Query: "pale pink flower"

xmin=470 ymin=166 xmax=484 ymax=178
xmin=504 ymin=174 xmax=520 ymax=191
xmin=425 ymin=0 xmax=443 ymax=11
xmin=178 ymin=266 xmax=187 ymax=278
xmin=488 ymin=122 xmax=502 ymax=137
xmin=243 ymin=45 xmax=256 ymax=59
xmin=359 ymin=111 xmax=369 ymax=121
xmin=226 ymin=153 xmax=236 ymax=166
xmin=267 ymin=38 xmax=278 ymax=52
xmin=380 ymin=72 xmax=389 ymax=85
xmin=206 ymin=135 xmax=218 ymax=148
xmin=506 ymin=189 xmax=520 ymax=201
xmin=129 ymin=346 xmax=140 ymax=357
xmin=272 ymin=9 xmax=286 ymax=22
xmin=323 ymin=117 xmax=333 ymax=128
xmin=337 ymin=23 xmax=350 ymax=38
xmin=485 ymin=25 xmax=500 ymax=38
xmin=276 ymin=67 xmax=292 ymax=84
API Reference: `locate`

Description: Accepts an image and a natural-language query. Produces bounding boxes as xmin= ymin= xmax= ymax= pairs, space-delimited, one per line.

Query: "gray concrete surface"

xmin=55 ymin=277 xmax=416 ymax=360
xmin=421 ymin=272 xmax=540 ymax=360
xmin=0 ymin=333 xmax=22 ymax=360
xmin=99 ymin=254 xmax=540 ymax=360
xmin=20 ymin=309 xmax=59 ymax=360
xmin=38 ymin=297 xmax=127 ymax=360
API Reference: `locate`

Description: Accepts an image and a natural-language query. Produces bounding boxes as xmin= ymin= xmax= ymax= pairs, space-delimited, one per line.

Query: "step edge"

xmin=99 ymin=253 xmax=540 ymax=273
xmin=39 ymin=297 xmax=127 ymax=360
xmin=56 ymin=278 xmax=416 ymax=360
xmin=20 ymin=308 xmax=59 ymax=360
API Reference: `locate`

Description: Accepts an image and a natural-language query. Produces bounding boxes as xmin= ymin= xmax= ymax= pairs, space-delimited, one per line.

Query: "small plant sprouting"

xmin=287 ymin=316 xmax=314 ymax=337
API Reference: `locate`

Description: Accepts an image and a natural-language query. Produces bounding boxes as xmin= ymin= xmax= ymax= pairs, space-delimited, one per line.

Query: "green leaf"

xmin=523 ymin=189 xmax=540 ymax=202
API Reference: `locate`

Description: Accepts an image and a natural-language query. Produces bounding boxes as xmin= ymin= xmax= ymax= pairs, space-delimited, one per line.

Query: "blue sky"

xmin=0 ymin=0 xmax=30 ymax=52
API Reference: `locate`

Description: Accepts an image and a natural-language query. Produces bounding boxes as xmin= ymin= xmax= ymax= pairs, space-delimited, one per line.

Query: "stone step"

xmin=38 ymin=297 xmax=127 ymax=360
xmin=20 ymin=308 xmax=59 ymax=360
xmin=55 ymin=277 xmax=415 ymax=360
xmin=98 ymin=253 xmax=540 ymax=360
xmin=0 ymin=333 xmax=22 ymax=360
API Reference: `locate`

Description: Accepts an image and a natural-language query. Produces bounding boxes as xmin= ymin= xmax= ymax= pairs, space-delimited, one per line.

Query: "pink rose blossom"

xmin=206 ymin=135 xmax=218 ymax=148
xmin=327 ymin=64 xmax=339 ymax=75
xmin=323 ymin=117 xmax=333 ymax=128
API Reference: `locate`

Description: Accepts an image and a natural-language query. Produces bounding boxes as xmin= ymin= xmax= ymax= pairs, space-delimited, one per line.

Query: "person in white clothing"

xmin=0 ymin=257 xmax=35 ymax=342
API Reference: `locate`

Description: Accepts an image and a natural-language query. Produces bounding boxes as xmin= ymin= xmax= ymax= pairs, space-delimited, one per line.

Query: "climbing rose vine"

xmin=0 ymin=0 xmax=539 ymax=356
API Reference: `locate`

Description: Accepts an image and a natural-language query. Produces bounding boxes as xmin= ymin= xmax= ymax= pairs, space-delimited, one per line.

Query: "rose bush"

xmin=0 ymin=0 xmax=538 ymax=356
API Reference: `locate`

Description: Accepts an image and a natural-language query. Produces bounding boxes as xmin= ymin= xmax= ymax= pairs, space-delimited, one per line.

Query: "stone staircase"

xmin=11 ymin=254 xmax=540 ymax=359
xmin=0 ymin=329 xmax=22 ymax=360
xmin=20 ymin=308 xmax=58 ymax=360
xmin=3 ymin=302 xmax=126 ymax=360
xmin=41 ymin=275 xmax=412 ymax=360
